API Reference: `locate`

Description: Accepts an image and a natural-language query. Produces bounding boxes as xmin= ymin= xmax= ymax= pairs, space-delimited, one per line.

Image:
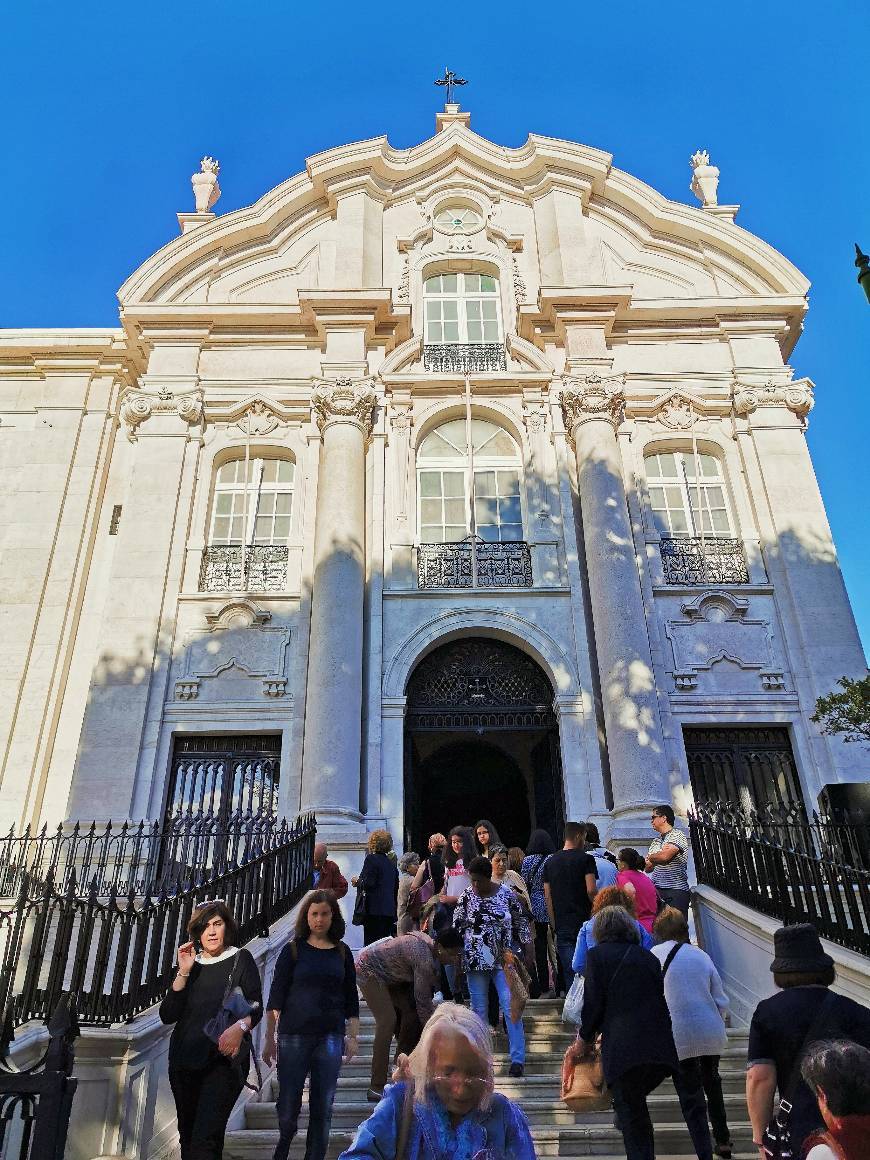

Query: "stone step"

xmin=245 ymin=1091 xmax=752 ymax=1130
xmin=226 ymin=1123 xmax=757 ymax=1159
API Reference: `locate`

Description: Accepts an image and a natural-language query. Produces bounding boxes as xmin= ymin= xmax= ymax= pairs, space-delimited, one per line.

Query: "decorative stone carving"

xmin=560 ymin=373 xmax=626 ymax=432
xmin=175 ymin=599 xmax=290 ymax=702
xmin=655 ymin=392 xmax=697 ymax=430
xmin=120 ymin=387 xmax=204 ymax=441
xmin=664 ymin=590 xmax=785 ymax=692
xmin=235 ymin=399 xmax=282 ymax=436
xmin=389 ymin=404 xmax=413 ymax=522
xmin=524 ymin=405 xmax=547 ymax=435
xmin=192 ymin=156 xmax=221 ymax=213
xmin=397 ymin=257 xmax=410 ymax=303
xmin=311 ymin=377 xmax=377 ymax=438
xmin=732 ymin=378 xmax=814 ymax=420
xmin=690 ymin=150 xmax=719 ymax=207
xmin=512 ymin=256 xmax=527 ymax=305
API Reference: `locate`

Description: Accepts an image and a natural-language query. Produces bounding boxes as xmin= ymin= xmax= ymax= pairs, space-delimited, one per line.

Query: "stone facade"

xmin=0 ymin=110 xmax=865 ymax=848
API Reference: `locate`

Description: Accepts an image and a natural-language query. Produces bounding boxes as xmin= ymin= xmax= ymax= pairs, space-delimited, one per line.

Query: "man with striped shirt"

xmin=645 ymin=805 xmax=691 ymax=917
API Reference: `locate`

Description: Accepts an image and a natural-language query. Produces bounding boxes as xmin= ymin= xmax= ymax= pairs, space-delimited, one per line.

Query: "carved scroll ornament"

xmin=311 ymin=377 xmax=377 ymax=438
xmin=120 ymin=386 xmax=204 ymax=441
xmin=560 ymin=373 xmax=626 ymax=432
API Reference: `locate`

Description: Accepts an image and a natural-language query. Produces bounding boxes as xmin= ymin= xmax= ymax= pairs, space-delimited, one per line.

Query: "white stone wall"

xmin=0 ymin=114 xmax=866 ymax=841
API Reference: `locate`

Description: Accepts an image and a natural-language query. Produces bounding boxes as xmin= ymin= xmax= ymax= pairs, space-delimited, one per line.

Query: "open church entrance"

xmin=403 ymin=637 xmax=565 ymax=855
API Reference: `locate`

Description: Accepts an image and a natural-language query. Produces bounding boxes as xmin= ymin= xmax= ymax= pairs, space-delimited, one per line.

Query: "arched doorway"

xmin=403 ymin=637 xmax=565 ymax=854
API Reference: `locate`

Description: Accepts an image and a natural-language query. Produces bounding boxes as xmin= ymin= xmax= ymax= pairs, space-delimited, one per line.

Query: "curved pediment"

xmin=119 ymin=121 xmax=808 ymax=312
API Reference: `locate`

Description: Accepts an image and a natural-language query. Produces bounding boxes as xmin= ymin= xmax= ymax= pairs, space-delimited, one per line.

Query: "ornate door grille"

xmin=164 ymin=734 xmax=281 ymax=823
xmin=683 ymin=726 xmax=805 ymax=817
xmin=406 ymin=638 xmax=555 ymax=731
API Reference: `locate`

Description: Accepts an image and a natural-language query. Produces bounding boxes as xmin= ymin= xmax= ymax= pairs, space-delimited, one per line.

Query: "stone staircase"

xmin=225 ymin=999 xmax=757 ymax=1158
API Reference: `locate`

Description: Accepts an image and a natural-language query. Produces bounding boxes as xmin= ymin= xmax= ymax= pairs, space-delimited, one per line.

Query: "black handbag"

xmin=760 ymin=991 xmax=834 ymax=1159
xmin=352 ymin=883 xmax=368 ymax=926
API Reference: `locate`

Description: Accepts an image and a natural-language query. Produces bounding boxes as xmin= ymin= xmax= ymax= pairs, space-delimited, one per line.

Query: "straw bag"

xmin=502 ymin=950 xmax=530 ymax=1024
xmin=560 ymin=1035 xmax=609 ymax=1111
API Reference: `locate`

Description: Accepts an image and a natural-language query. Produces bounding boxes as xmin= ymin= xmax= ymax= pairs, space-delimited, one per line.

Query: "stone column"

xmin=300 ymin=377 xmax=377 ymax=824
xmin=561 ymin=375 xmax=669 ymax=830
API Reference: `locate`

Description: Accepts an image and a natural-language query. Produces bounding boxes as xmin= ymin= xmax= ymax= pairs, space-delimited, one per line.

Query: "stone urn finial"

xmin=689 ymin=149 xmax=719 ymax=207
xmin=191 ymin=156 xmax=221 ymax=213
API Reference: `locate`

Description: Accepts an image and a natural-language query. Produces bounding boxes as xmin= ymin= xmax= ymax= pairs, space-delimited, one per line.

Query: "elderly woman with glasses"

xmin=339 ymin=1002 xmax=536 ymax=1160
xmin=160 ymin=899 xmax=263 ymax=1160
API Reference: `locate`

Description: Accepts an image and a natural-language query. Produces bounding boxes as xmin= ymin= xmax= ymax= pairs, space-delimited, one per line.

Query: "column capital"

xmin=311 ymin=376 xmax=378 ymax=439
xmin=560 ymin=372 xmax=626 ymax=433
xmin=119 ymin=382 xmax=203 ymax=441
xmin=732 ymin=376 xmax=814 ymax=422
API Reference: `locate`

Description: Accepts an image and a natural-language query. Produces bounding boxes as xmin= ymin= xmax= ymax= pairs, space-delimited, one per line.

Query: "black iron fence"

xmin=0 ymin=811 xmax=288 ymax=898
xmin=0 ymin=995 xmax=78 ymax=1160
xmin=689 ymin=802 xmax=870 ymax=956
xmin=0 ymin=813 xmax=315 ymax=1032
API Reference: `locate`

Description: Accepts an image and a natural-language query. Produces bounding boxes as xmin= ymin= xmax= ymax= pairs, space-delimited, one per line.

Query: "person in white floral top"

xmin=453 ymin=856 xmax=533 ymax=1076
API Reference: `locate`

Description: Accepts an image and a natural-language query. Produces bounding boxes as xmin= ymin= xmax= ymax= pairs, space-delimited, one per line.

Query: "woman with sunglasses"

xmin=160 ymin=900 xmax=263 ymax=1160
xmin=339 ymin=1002 xmax=536 ymax=1160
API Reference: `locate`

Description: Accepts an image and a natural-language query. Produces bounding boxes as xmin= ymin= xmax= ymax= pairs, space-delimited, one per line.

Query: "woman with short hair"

xmin=490 ymin=845 xmax=533 ymax=913
xmin=801 ymin=1040 xmax=870 ymax=1159
xmin=352 ymin=829 xmax=400 ymax=945
xmin=262 ymin=890 xmax=359 ymax=1160
xmin=571 ymin=885 xmax=653 ymax=975
xmin=651 ymin=906 xmax=732 ymax=1159
xmin=571 ymin=905 xmax=713 ymax=1160
xmin=160 ymin=900 xmax=263 ymax=1160
xmin=338 ymin=1002 xmax=536 ymax=1160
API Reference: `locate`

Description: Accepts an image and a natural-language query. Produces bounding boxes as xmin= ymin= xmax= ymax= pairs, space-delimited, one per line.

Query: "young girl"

xmin=262 ymin=889 xmax=359 ymax=1160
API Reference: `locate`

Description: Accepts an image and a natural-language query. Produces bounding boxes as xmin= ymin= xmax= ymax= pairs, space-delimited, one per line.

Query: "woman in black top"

xmin=571 ymin=905 xmax=712 ymax=1160
xmin=160 ymin=900 xmax=263 ymax=1160
xmin=352 ymin=829 xmax=399 ymax=945
xmin=262 ymin=889 xmax=359 ymax=1160
xmin=474 ymin=818 xmax=504 ymax=859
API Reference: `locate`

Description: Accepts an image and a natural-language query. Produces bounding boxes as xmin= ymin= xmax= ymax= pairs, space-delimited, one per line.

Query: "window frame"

xmin=423 ymin=271 xmax=503 ymax=346
xmin=207 ymin=454 xmax=296 ymax=547
xmin=644 ymin=448 xmax=735 ymax=538
xmin=416 ymin=417 xmax=524 ymax=544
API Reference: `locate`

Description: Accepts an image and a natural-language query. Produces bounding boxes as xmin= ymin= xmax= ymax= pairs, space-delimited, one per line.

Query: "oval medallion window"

xmin=434 ymin=205 xmax=483 ymax=234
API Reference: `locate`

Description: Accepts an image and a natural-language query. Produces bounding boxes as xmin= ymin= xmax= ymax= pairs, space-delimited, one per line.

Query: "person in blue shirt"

xmin=583 ymin=823 xmax=618 ymax=889
xmin=572 ymin=885 xmax=654 ymax=974
xmin=339 ymin=1002 xmax=536 ymax=1160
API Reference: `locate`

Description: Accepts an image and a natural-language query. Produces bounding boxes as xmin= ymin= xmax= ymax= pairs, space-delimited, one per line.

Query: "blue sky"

xmin=3 ymin=1 xmax=868 ymax=661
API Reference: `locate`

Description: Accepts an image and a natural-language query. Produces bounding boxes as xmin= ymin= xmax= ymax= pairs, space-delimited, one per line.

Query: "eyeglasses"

xmin=432 ymin=1073 xmax=488 ymax=1091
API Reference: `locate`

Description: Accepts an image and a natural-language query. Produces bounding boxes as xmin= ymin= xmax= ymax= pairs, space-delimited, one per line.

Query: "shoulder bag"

xmin=760 ymin=990 xmax=835 ymax=1160
xmin=407 ymin=860 xmax=435 ymax=921
xmin=560 ymin=945 xmax=631 ymax=1111
xmin=353 ymin=858 xmax=376 ymax=926
xmin=203 ymin=952 xmax=263 ymax=1091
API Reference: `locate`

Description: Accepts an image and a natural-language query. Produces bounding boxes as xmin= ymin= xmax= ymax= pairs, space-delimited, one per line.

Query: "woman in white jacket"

xmin=651 ymin=907 xmax=733 ymax=1160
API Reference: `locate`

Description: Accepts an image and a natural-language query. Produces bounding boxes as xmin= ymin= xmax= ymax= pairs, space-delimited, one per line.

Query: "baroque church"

xmin=1 ymin=99 xmax=866 ymax=865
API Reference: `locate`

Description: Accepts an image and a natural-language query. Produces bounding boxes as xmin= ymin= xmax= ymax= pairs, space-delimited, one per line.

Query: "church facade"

xmin=1 ymin=105 xmax=865 ymax=855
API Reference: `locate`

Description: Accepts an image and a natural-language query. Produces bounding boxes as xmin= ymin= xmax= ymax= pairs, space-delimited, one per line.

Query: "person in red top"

xmin=313 ymin=844 xmax=348 ymax=899
xmin=616 ymin=847 xmax=659 ymax=934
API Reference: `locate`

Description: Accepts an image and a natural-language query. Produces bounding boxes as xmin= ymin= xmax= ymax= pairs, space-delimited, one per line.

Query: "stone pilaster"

xmin=300 ymin=377 xmax=377 ymax=824
xmin=67 ymin=381 xmax=203 ymax=821
xmin=561 ymin=374 xmax=670 ymax=829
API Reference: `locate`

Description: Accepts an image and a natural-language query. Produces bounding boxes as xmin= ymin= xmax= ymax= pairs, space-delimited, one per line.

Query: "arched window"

xmin=417 ymin=417 xmax=522 ymax=543
xmin=423 ymin=272 xmax=501 ymax=346
xmin=208 ymin=456 xmax=295 ymax=546
xmin=644 ymin=450 xmax=734 ymax=537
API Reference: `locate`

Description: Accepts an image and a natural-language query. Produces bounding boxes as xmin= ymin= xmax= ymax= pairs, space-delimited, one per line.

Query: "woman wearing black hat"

xmin=746 ymin=923 xmax=870 ymax=1157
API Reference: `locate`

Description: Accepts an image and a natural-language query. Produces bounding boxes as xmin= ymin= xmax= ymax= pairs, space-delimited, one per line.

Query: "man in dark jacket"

xmin=313 ymin=843 xmax=348 ymax=899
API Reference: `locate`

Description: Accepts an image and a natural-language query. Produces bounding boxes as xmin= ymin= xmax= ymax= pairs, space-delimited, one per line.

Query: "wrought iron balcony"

xmin=658 ymin=535 xmax=750 ymax=585
xmin=199 ymin=544 xmax=289 ymax=592
xmin=418 ymin=536 xmax=533 ymax=589
xmin=422 ymin=343 xmax=507 ymax=373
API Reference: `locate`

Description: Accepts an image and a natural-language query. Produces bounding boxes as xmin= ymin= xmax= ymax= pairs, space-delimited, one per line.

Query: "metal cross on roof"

xmin=435 ymin=67 xmax=467 ymax=106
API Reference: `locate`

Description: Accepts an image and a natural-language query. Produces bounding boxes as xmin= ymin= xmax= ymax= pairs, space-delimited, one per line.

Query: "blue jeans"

xmin=274 ymin=1032 xmax=343 ymax=1160
xmin=466 ymin=968 xmax=525 ymax=1064
xmin=556 ymin=932 xmax=578 ymax=994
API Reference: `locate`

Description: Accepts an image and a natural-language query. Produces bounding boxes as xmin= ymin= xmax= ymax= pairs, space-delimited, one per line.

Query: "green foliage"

xmin=811 ymin=675 xmax=870 ymax=745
